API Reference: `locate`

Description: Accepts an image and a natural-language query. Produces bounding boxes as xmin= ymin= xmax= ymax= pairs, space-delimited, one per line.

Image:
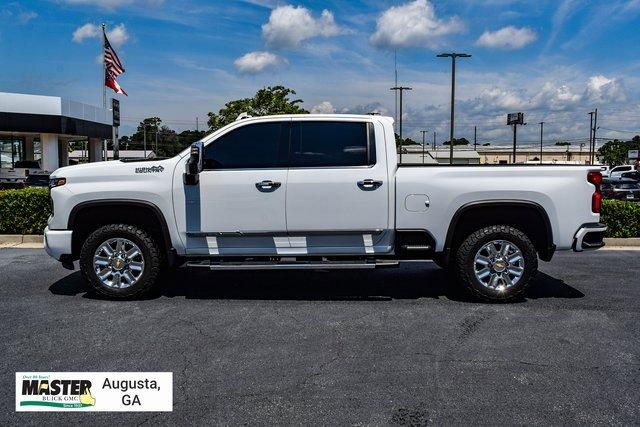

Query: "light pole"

xmin=437 ymin=52 xmax=471 ymax=165
xmin=390 ymin=86 xmax=412 ymax=164
xmin=539 ymin=122 xmax=544 ymax=165
xmin=588 ymin=111 xmax=594 ymax=165
xmin=421 ymin=130 xmax=428 ymax=164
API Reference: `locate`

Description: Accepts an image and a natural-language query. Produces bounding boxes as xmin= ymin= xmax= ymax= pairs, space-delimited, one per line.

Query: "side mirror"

xmin=184 ymin=141 xmax=203 ymax=185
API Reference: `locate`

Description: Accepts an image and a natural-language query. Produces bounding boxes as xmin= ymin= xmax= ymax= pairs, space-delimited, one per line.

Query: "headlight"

xmin=49 ymin=177 xmax=66 ymax=189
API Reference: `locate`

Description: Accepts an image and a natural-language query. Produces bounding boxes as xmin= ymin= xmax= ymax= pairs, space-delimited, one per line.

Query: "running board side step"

xmin=185 ymin=260 xmax=399 ymax=270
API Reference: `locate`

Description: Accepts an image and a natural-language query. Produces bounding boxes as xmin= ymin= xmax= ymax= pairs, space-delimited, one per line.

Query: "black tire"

xmin=454 ymin=225 xmax=538 ymax=302
xmin=79 ymin=224 xmax=162 ymax=299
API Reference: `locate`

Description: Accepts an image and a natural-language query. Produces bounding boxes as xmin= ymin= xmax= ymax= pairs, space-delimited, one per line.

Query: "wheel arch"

xmin=68 ymin=199 xmax=175 ymax=263
xmin=443 ymin=200 xmax=555 ymax=263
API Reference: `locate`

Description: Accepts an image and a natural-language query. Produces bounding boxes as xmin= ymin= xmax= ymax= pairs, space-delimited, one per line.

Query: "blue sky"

xmin=1 ymin=0 xmax=640 ymax=144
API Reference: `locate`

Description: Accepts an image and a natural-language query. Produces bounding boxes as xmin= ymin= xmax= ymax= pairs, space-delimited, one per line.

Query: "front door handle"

xmin=255 ymin=180 xmax=281 ymax=192
xmin=357 ymin=179 xmax=383 ymax=190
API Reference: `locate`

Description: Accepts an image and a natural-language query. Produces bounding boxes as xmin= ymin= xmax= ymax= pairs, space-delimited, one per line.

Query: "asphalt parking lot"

xmin=1 ymin=248 xmax=639 ymax=425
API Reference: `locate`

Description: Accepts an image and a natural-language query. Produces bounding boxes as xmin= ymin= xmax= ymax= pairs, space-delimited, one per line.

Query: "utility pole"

xmin=433 ymin=131 xmax=436 ymax=151
xmin=421 ymin=130 xmax=428 ymax=164
xmin=196 ymin=117 xmax=199 ymax=132
xmin=390 ymin=86 xmax=412 ymax=164
xmin=143 ymin=123 xmax=147 ymax=158
xmin=592 ymin=108 xmax=598 ymax=164
xmin=394 ymin=49 xmax=398 ymax=133
xmin=539 ymin=122 xmax=544 ymax=165
xmin=588 ymin=111 xmax=595 ymax=165
xmin=437 ymin=52 xmax=471 ymax=165
xmin=155 ymin=127 xmax=158 ymax=154
xmin=473 ymin=126 xmax=477 ymax=151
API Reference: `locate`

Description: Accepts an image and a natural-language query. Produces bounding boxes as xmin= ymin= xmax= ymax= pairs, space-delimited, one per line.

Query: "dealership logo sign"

xmin=16 ymin=372 xmax=172 ymax=412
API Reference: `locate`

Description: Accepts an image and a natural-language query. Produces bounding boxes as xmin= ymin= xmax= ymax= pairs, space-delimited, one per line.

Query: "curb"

xmin=603 ymin=237 xmax=640 ymax=247
xmin=0 ymin=235 xmax=44 ymax=246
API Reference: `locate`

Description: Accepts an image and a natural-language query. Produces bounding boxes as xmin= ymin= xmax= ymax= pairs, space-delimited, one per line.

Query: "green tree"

xmin=207 ymin=86 xmax=308 ymax=131
xmin=598 ymin=136 xmax=640 ymax=166
xmin=122 ymin=118 xmax=206 ymax=157
xmin=129 ymin=117 xmax=162 ymax=144
xmin=555 ymin=141 xmax=571 ymax=146
xmin=394 ymin=133 xmax=420 ymax=147
xmin=443 ymin=137 xmax=470 ymax=146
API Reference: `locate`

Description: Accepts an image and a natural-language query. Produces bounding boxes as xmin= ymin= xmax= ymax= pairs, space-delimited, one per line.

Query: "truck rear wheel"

xmin=79 ymin=224 xmax=162 ymax=299
xmin=454 ymin=225 xmax=537 ymax=302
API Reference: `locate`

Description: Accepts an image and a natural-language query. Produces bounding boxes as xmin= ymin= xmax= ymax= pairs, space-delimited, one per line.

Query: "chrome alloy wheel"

xmin=473 ymin=240 xmax=525 ymax=292
xmin=93 ymin=238 xmax=145 ymax=289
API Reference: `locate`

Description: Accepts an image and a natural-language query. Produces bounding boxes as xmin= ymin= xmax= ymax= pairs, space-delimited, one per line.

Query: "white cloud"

xmin=476 ymin=26 xmax=537 ymax=49
xmin=72 ymin=23 xmax=100 ymax=43
xmin=585 ymin=75 xmax=627 ymax=103
xmin=106 ymin=24 xmax=129 ymax=47
xmin=234 ymin=51 xmax=283 ymax=74
xmin=262 ymin=5 xmax=343 ymax=49
xmin=311 ymin=101 xmax=336 ymax=114
xmin=341 ymin=102 xmax=390 ymax=116
xmin=61 ymin=0 xmax=163 ymax=10
xmin=369 ymin=0 xmax=465 ymax=49
xmin=72 ymin=23 xmax=129 ymax=47
xmin=18 ymin=11 xmax=37 ymax=23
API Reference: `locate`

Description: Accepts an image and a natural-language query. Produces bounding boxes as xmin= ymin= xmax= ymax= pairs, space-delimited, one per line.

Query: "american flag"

xmin=104 ymin=29 xmax=127 ymax=96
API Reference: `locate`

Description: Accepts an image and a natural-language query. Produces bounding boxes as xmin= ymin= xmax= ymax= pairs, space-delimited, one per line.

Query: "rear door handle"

xmin=357 ymin=179 xmax=383 ymax=190
xmin=255 ymin=180 xmax=281 ymax=192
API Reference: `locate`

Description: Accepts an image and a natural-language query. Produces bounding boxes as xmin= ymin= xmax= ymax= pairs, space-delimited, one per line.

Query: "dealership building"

xmin=0 ymin=92 xmax=113 ymax=173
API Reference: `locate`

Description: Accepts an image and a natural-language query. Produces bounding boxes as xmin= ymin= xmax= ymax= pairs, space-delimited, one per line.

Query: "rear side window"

xmin=203 ymin=122 xmax=287 ymax=169
xmin=290 ymin=121 xmax=374 ymax=167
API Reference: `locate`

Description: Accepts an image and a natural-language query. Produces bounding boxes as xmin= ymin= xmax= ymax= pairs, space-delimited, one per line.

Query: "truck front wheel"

xmin=79 ymin=224 xmax=162 ymax=299
xmin=454 ymin=225 xmax=538 ymax=302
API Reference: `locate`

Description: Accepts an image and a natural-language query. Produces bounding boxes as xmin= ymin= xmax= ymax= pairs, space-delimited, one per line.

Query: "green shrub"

xmin=601 ymin=199 xmax=640 ymax=238
xmin=0 ymin=188 xmax=51 ymax=235
xmin=0 ymin=187 xmax=639 ymax=239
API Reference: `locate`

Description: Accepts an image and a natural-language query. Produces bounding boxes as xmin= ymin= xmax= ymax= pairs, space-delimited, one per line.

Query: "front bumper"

xmin=44 ymin=226 xmax=73 ymax=261
xmin=573 ymin=223 xmax=607 ymax=252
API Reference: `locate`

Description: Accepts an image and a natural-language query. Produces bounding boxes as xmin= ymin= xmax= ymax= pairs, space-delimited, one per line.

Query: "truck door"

xmin=183 ymin=120 xmax=290 ymax=256
xmin=285 ymin=120 xmax=392 ymax=255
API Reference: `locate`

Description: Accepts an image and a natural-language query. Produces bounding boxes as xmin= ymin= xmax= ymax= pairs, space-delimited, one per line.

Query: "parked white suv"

xmin=609 ymin=165 xmax=637 ymax=178
xmin=45 ymin=114 xmax=606 ymax=301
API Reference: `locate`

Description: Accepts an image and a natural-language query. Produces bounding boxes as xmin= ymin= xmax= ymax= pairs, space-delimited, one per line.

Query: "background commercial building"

xmin=0 ymin=92 xmax=112 ymax=172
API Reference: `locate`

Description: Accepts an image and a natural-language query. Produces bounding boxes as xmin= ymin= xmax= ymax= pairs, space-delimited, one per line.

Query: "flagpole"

xmin=102 ymin=23 xmax=106 ymax=109
xmin=102 ymin=23 xmax=108 ymax=160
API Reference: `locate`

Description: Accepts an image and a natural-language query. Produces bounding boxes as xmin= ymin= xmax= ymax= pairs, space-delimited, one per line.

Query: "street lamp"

xmin=390 ymin=86 xmax=412 ymax=164
xmin=437 ymin=53 xmax=471 ymax=165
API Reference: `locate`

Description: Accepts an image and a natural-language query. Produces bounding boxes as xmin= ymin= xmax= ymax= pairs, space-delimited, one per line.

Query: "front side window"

xmin=203 ymin=122 xmax=287 ymax=169
xmin=290 ymin=121 xmax=373 ymax=167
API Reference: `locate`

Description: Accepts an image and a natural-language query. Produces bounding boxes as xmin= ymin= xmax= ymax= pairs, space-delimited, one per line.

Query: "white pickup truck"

xmin=45 ymin=114 xmax=606 ymax=301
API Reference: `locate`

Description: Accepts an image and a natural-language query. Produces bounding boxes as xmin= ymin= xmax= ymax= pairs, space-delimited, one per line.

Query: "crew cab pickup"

xmin=45 ymin=114 xmax=606 ymax=301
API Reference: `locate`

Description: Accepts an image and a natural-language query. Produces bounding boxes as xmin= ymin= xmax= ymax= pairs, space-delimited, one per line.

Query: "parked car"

xmin=44 ymin=114 xmax=606 ymax=302
xmin=24 ymin=173 xmax=51 ymax=188
xmin=609 ymin=164 xmax=637 ymax=178
xmin=0 ymin=160 xmax=43 ymax=187
xmin=602 ymin=178 xmax=640 ymax=201
xmin=620 ymin=170 xmax=640 ymax=182
xmin=600 ymin=165 xmax=611 ymax=177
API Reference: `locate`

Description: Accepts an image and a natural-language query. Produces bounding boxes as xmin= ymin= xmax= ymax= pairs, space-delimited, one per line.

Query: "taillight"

xmin=587 ymin=171 xmax=602 ymax=213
